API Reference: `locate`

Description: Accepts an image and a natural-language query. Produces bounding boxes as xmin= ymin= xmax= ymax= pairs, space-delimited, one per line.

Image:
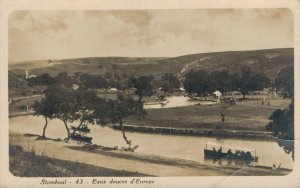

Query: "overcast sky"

xmin=9 ymin=9 xmax=293 ymax=63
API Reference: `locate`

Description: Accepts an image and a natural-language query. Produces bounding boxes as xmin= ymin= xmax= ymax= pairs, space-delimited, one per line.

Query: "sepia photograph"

xmin=1 ymin=1 xmax=300 ymax=187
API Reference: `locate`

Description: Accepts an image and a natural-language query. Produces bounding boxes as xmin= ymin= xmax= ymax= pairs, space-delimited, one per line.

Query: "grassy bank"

xmin=127 ymin=98 xmax=291 ymax=132
xmin=9 ymin=145 xmax=148 ymax=177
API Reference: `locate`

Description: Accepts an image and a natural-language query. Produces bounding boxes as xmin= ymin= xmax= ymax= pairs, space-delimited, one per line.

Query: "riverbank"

xmin=112 ymin=124 xmax=273 ymax=139
xmin=127 ymin=98 xmax=291 ymax=132
xmin=9 ymin=132 xmax=291 ymax=176
xmin=9 ymin=111 xmax=34 ymax=118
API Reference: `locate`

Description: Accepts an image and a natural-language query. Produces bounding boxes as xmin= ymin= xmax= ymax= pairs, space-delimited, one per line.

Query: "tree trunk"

xmin=42 ymin=116 xmax=48 ymax=138
xmin=72 ymin=119 xmax=84 ymax=135
xmin=63 ymin=120 xmax=71 ymax=139
xmin=120 ymin=120 xmax=131 ymax=146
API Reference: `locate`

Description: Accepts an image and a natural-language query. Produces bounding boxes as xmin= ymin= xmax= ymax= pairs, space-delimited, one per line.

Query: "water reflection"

xmin=9 ymin=116 xmax=293 ymax=169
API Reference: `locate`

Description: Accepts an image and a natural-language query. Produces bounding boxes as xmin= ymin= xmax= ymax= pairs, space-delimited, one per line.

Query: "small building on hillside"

xmin=179 ymin=87 xmax=185 ymax=92
xmin=25 ymin=69 xmax=36 ymax=79
xmin=213 ymin=90 xmax=222 ymax=98
xmin=109 ymin=88 xmax=118 ymax=92
xmin=72 ymin=84 xmax=79 ymax=90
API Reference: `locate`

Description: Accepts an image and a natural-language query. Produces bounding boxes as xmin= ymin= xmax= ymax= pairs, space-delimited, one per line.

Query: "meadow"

xmin=127 ymin=97 xmax=291 ymax=132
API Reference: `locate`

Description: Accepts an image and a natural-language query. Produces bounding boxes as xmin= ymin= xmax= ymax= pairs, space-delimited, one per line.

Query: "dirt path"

xmin=9 ymin=132 xmax=289 ymax=176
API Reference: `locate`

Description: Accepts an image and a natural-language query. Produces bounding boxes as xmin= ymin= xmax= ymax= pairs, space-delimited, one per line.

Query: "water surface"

xmin=9 ymin=116 xmax=293 ymax=169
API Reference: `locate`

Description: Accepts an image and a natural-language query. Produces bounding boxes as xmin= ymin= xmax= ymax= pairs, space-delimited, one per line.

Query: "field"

xmin=127 ymin=97 xmax=291 ymax=132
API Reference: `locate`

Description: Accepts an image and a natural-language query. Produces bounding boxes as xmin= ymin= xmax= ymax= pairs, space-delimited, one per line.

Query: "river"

xmin=9 ymin=116 xmax=294 ymax=169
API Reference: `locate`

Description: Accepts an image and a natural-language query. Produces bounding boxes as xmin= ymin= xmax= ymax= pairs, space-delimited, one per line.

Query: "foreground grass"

xmin=9 ymin=145 xmax=148 ymax=177
xmin=127 ymin=98 xmax=291 ymax=132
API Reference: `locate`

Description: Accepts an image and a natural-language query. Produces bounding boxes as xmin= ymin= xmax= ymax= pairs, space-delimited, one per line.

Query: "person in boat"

xmin=218 ymin=147 xmax=222 ymax=153
xmin=241 ymin=151 xmax=246 ymax=158
xmin=245 ymin=151 xmax=252 ymax=159
xmin=227 ymin=149 xmax=233 ymax=157
xmin=213 ymin=147 xmax=217 ymax=152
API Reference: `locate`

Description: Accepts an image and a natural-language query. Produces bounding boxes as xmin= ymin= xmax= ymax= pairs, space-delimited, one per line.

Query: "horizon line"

xmin=9 ymin=47 xmax=294 ymax=65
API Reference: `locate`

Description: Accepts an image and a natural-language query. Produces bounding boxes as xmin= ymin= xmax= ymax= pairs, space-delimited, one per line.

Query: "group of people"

xmin=212 ymin=147 xmax=253 ymax=159
xmin=220 ymin=97 xmax=236 ymax=105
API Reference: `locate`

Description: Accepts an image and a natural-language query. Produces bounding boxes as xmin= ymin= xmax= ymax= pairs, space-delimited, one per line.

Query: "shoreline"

xmin=9 ymin=112 xmax=35 ymax=118
xmin=112 ymin=124 xmax=274 ymax=140
xmin=9 ymin=114 xmax=274 ymax=140
xmin=9 ymin=132 xmax=292 ymax=176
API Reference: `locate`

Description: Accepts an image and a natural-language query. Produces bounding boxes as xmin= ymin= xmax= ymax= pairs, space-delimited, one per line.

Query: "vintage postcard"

xmin=0 ymin=0 xmax=299 ymax=187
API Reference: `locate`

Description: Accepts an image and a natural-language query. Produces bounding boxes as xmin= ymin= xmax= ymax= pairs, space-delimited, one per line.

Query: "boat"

xmin=70 ymin=125 xmax=91 ymax=133
xmin=71 ymin=133 xmax=93 ymax=143
xmin=204 ymin=142 xmax=258 ymax=162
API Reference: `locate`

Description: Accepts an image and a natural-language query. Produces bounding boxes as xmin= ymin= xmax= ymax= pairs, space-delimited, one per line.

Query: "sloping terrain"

xmin=9 ymin=48 xmax=293 ymax=80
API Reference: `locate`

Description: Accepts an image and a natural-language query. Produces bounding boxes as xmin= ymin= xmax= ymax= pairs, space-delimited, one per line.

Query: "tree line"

xmin=27 ymin=72 xmax=181 ymax=94
xmin=33 ymin=85 xmax=146 ymax=147
xmin=183 ymin=68 xmax=270 ymax=98
xmin=183 ymin=66 xmax=293 ymax=98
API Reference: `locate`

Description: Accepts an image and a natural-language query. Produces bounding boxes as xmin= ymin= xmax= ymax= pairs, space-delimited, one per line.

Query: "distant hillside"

xmin=9 ymin=48 xmax=293 ymax=80
xmin=8 ymin=71 xmax=31 ymax=97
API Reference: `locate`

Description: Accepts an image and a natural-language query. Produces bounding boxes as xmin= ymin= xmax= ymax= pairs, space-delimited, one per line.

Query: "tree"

xmin=239 ymin=67 xmax=270 ymax=98
xmin=71 ymin=89 xmax=99 ymax=136
xmin=183 ymin=70 xmax=212 ymax=96
xmin=45 ymin=85 xmax=79 ymax=139
xmin=27 ymin=73 xmax=56 ymax=86
xmin=160 ymin=73 xmax=181 ymax=92
xmin=79 ymin=73 xmax=108 ymax=89
xmin=55 ymin=72 xmax=74 ymax=87
xmin=266 ymin=99 xmax=294 ymax=160
xmin=131 ymin=75 xmax=154 ymax=102
xmin=104 ymin=72 xmax=112 ymax=79
xmin=210 ymin=70 xmax=236 ymax=93
xmin=275 ymin=66 xmax=294 ymax=98
xmin=94 ymin=95 xmax=146 ymax=146
xmin=33 ymin=98 xmax=55 ymax=138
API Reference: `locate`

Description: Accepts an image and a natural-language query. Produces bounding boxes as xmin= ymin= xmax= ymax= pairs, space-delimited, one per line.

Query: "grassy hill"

xmin=9 ymin=48 xmax=293 ymax=81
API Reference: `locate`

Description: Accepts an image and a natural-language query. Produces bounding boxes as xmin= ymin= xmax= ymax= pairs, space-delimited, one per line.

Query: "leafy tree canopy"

xmin=266 ymin=99 xmax=294 ymax=160
xmin=131 ymin=75 xmax=154 ymax=102
xmin=27 ymin=73 xmax=56 ymax=86
xmin=160 ymin=73 xmax=181 ymax=92
xmin=183 ymin=70 xmax=212 ymax=96
xmin=239 ymin=67 xmax=270 ymax=98
xmin=275 ymin=66 xmax=294 ymax=98
xmin=79 ymin=73 xmax=109 ymax=89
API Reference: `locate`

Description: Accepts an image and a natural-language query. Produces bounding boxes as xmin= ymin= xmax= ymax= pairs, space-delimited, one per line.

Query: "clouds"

xmin=9 ymin=9 xmax=293 ymax=63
